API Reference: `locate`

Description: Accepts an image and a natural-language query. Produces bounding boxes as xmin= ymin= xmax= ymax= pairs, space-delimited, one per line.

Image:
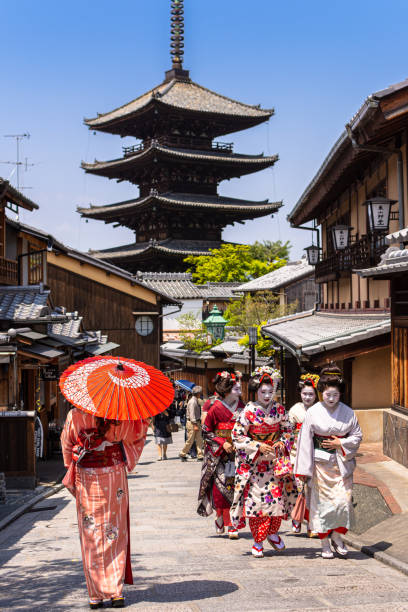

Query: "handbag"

xmin=224 ymin=460 xmax=235 ymax=478
xmin=273 ymin=446 xmax=293 ymax=479
xmin=169 ymin=422 xmax=179 ymax=433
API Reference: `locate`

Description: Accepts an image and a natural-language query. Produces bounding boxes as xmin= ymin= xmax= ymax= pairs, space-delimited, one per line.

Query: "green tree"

xmin=249 ymin=240 xmax=291 ymax=263
xmin=184 ymin=243 xmax=287 ymax=284
xmin=176 ymin=312 xmax=221 ymax=353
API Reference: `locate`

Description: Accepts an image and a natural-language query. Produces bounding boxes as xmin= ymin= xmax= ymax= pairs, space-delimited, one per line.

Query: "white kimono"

xmin=288 ymin=401 xmax=307 ymax=465
xmin=294 ymin=401 xmax=362 ymax=534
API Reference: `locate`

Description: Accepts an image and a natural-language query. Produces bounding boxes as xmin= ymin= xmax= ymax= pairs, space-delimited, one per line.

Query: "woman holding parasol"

xmin=60 ymin=356 xmax=174 ymax=609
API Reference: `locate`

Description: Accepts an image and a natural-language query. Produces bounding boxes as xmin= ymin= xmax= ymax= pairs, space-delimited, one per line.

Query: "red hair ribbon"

xmin=259 ymin=373 xmax=274 ymax=385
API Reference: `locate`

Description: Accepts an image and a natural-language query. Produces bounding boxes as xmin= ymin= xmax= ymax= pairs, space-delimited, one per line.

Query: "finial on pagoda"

xmin=165 ymin=0 xmax=190 ymax=82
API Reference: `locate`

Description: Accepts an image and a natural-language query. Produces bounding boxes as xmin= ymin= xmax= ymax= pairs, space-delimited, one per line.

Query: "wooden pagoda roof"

xmin=77 ymin=193 xmax=282 ymax=222
xmin=82 ymin=144 xmax=278 ymax=183
xmin=84 ymin=78 xmax=274 ymax=137
xmin=91 ymin=238 xmax=223 ymax=261
xmin=288 ymin=77 xmax=408 ymax=227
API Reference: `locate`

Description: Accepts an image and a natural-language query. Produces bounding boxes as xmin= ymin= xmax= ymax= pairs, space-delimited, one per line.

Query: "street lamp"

xmin=331 ymin=225 xmax=351 ymax=251
xmin=203 ymin=306 xmax=227 ymax=341
xmin=363 ymin=196 xmax=396 ymax=233
xmin=304 ymin=244 xmax=320 ymax=265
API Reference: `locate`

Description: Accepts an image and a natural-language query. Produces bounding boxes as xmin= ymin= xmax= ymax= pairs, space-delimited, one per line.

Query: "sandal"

xmin=89 ymin=601 xmax=103 ymax=609
xmin=267 ymin=533 xmax=285 ymax=550
xmin=111 ymin=596 xmax=125 ymax=608
xmin=215 ymin=516 xmax=225 ymax=535
xmin=251 ymin=544 xmax=264 ymax=558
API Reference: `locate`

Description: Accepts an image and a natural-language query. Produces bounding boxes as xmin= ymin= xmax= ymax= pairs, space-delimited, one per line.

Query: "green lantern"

xmin=203 ymin=306 xmax=227 ymax=341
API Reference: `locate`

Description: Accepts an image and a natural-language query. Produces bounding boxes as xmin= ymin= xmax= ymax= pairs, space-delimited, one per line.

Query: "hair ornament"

xmin=300 ymin=373 xmax=320 ymax=389
xmin=251 ymin=365 xmax=281 ymax=380
xmin=217 ymin=371 xmax=236 ymax=381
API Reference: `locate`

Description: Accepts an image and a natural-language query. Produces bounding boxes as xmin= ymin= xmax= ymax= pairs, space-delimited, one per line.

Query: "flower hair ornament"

xmin=300 ymin=373 xmax=320 ymax=389
xmin=217 ymin=371 xmax=237 ymax=381
xmin=251 ymin=365 xmax=282 ymax=381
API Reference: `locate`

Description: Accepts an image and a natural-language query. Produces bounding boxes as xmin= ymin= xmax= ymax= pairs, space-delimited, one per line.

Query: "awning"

xmin=262 ymin=310 xmax=390 ymax=359
xmin=19 ymin=343 xmax=65 ymax=360
xmin=85 ymin=341 xmax=120 ymax=356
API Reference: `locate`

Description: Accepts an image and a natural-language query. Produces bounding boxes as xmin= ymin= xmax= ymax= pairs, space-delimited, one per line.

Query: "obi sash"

xmin=249 ymin=422 xmax=280 ymax=444
xmin=313 ymin=433 xmax=344 ymax=455
xmin=214 ymin=420 xmax=235 ymax=442
xmin=78 ymin=443 xmax=125 ymax=468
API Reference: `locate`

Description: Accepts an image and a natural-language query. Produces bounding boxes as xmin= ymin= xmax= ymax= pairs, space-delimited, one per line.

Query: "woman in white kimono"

xmin=295 ymin=364 xmax=362 ymax=559
xmin=288 ymin=374 xmax=318 ymax=533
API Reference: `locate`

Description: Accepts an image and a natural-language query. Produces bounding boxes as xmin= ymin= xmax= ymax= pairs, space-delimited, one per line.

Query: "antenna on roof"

xmin=1 ymin=133 xmax=35 ymax=220
xmin=170 ymin=0 xmax=184 ymax=69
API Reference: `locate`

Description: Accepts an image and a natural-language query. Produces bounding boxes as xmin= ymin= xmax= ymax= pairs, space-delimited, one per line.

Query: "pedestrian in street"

xmin=179 ymin=386 xmax=204 ymax=461
xmin=61 ymin=409 xmax=147 ymax=608
xmin=295 ymin=363 xmax=363 ymax=559
xmin=153 ymin=409 xmax=173 ymax=461
xmin=288 ymin=373 xmax=319 ymax=534
xmin=197 ymin=371 xmax=244 ymax=539
xmin=230 ymin=366 xmax=297 ymax=558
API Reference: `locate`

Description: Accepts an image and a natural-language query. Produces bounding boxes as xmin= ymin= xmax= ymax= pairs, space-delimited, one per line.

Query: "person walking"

xmin=288 ymin=374 xmax=319 ymax=534
xmin=230 ymin=366 xmax=297 ymax=558
xmin=295 ymin=363 xmax=362 ymax=559
xmin=197 ymin=371 xmax=244 ymax=539
xmin=153 ymin=409 xmax=173 ymax=461
xmin=61 ymin=409 xmax=147 ymax=608
xmin=179 ymin=386 xmax=204 ymax=461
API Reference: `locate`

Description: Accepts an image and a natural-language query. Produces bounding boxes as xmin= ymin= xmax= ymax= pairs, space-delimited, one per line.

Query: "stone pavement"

xmin=1 ymin=431 xmax=408 ymax=611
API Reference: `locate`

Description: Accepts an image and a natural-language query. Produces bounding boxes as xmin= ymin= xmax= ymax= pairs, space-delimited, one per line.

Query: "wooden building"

xmin=358 ymin=230 xmax=408 ymax=467
xmin=78 ymin=0 xmax=281 ymax=272
xmin=264 ymin=78 xmax=408 ymax=443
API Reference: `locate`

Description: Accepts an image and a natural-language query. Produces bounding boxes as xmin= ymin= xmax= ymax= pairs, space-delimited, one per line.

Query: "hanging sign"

xmin=40 ymin=365 xmax=59 ymax=381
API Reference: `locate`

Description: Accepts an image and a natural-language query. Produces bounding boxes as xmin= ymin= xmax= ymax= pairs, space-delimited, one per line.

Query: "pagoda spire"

xmin=170 ymin=0 xmax=184 ymax=69
xmin=165 ymin=0 xmax=190 ymax=82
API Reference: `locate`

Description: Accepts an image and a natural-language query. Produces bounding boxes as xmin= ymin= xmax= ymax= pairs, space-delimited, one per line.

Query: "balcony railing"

xmin=0 ymin=257 xmax=18 ymax=285
xmin=122 ymin=136 xmax=233 ymax=157
xmin=315 ymin=234 xmax=387 ymax=282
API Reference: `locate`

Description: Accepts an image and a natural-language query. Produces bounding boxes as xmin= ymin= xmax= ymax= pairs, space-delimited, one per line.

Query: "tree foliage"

xmin=184 ymin=243 xmax=288 ymax=284
xmin=249 ymin=240 xmax=291 ymax=263
xmin=176 ymin=312 xmax=222 ymax=353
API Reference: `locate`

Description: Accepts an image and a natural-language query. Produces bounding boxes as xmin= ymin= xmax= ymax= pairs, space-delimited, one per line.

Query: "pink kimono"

xmin=61 ymin=408 xmax=147 ymax=602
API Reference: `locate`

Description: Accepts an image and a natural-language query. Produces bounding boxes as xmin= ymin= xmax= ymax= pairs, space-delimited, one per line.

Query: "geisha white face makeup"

xmin=300 ymin=387 xmax=316 ymax=408
xmin=322 ymin=386 xmax=340 ymax=410
xmin=257 ymin=382 xmax=274 ymax=407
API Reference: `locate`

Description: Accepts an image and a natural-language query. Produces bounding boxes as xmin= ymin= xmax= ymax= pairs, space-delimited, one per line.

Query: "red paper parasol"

xmin=59 ymin=356 xmax=174 ymax=421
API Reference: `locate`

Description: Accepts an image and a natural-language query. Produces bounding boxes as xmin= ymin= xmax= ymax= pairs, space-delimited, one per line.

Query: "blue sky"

xmin=1 ymin=0 xmax=408 ymax=260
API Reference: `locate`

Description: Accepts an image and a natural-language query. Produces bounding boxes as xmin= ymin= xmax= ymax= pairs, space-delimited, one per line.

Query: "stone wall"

xmin=383 ymin=409 xmax=408 ymax=467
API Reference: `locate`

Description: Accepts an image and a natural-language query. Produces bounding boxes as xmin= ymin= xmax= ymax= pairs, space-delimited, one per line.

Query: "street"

xmin=1 ymin=431 xmax=408 ymax=611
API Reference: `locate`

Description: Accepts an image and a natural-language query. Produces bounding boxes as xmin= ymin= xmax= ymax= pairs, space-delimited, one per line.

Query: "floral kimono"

xmin=61 ymin=408 xmax=147 ymax=603
xmin=230 ymin=400 xmax=297 ymax=530
xmin=295 ymin=401 xmax=362 ymax=536
xmin=197 ymin=398 xmax=244 ymax=527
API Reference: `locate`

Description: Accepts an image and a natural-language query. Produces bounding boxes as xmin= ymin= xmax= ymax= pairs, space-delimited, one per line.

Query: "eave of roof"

xmin=85 ymin=78 xmax=274 ymax=130
xmin=93 ymin=239 xmax=222 ymax=259
xmin=287 ymin=77 xmax=408 ymax=226
xmin=81 ymin=145 xmax=278 ymax=174
xmin=6 ymin=218 xmax=180 ymax=306
xmin=262 ymin=310 xmax=390 ymax=358
xmin=77 ymin=193 xmax=282 ymax=218
xmin=0 ymin=179 xmax=39 ymax=211
xmin=235 ymin=260 xmax=314 ymax=292
xmin=357 ymin=247 xmax=408 ymax=278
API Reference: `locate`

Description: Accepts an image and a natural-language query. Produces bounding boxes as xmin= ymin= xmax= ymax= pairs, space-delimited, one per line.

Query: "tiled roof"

xmin=82 ymin=144 xmax=278 ymax=175
xmin=210 ymin=339 xmax=244 ymax=354
xmin=85 ymin=79 xmax=273 ymax=128
xmin=93 ymin=239 xmax=223 ymax=259
xmin=235 ymin=258 xmax=314 ymax=292
xmin=137 ymin=272 xmax=202 ymax=299
xmin=357 ymin=246 xmax=408 ymax=278
xmin=198 ymin=282 xmax=243 ymax=299
xmin=224 ymin=349 xmax=269 ymax=366
xmin=0 ymin=285 xmax=50 ymax=320
xmin=136 ymin=272 xmax=241 ymax=300
xmin=386 ymin=226 xmax=408 ymax=244
xmin=262 ymin=311 xmax=390 ymax=357
xmin=78 ymin=193 xmax=282 ymax=218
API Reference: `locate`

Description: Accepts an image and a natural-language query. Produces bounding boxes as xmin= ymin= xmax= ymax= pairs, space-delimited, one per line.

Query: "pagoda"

xmin=78 ymin=0 xmax=281 ymax=273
